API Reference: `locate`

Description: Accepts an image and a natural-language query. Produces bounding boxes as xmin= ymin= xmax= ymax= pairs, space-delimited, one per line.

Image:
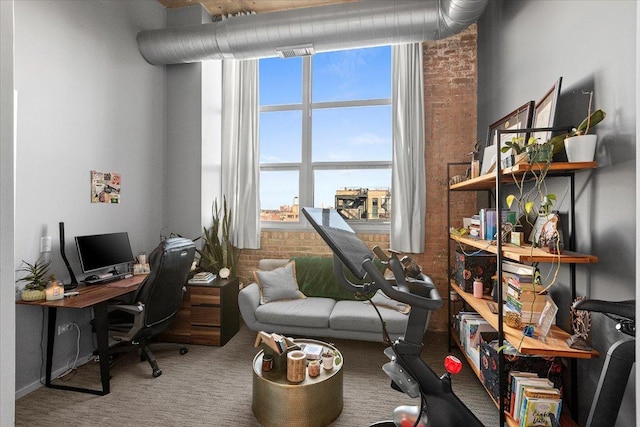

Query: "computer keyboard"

xmin=84 ymin=274 xmax=127 ymax=285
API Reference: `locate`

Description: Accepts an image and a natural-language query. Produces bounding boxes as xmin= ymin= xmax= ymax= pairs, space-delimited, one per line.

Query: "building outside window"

xmin=259 ymin=46 xmax=392 ymax=229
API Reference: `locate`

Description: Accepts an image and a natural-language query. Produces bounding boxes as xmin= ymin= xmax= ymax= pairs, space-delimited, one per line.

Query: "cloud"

xmin=349 ymin=132 xmax=390 ymax=146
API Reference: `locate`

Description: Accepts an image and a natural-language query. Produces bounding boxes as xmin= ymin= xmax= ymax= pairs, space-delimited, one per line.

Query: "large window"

xmin=259 ymin=46 xmax=392 ymax=227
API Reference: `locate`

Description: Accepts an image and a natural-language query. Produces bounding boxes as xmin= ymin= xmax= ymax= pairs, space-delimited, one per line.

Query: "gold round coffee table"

xmin=252 ymin=339 xmax=343 ymax=427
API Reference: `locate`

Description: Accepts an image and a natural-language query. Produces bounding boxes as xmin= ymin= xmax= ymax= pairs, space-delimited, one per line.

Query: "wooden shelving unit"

xmin=450 ymin=234 xmax=598 ymax=264
xmin=447 ymin=160 xmax=598 ymax=426
xmin=449 ymin=161 xmax=597 ymax=191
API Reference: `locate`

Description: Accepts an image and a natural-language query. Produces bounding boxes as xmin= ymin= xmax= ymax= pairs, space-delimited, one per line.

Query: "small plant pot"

xmin=21 ymin=289 xmax=46 ymax=301
xmin=527 ymin=145 xmax=553 ymax=163
xmin=322 ymin=352 xmax=335 ymax=370
xmin=564 ymin=135 xmax=597 ymax=162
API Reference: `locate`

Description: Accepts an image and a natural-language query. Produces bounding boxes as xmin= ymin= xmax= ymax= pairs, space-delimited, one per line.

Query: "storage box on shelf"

xmin=479 ymin=331 xmax=563 ymax=410
xmin=454 ymin=248 xmax=497 ymax=294
xmin=446 ymin=160 xmax=599 ymax=427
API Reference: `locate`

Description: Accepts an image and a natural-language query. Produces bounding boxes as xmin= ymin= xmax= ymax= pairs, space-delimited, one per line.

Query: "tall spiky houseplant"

xmin=197 ymin=196 xmax=240 ymax=278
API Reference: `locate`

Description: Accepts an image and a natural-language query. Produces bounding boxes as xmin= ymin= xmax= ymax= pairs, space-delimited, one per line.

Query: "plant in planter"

xmin=501 ymin=136 xmax=553 ymax=165
xmin=16 ymin=258 xmax=52 ymax=301
xmin=197 ymin=196 xmax=240 ymax=278
xmin=549 ymin=91 xmax=606 ymax=162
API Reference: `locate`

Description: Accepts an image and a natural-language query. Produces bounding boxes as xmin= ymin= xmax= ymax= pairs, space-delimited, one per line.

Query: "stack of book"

xmin=469 ymin=214 xmax=481 ymax=238
xmin=505 ymin=276 xmax=548 ymax=325
xmin=508 ymin=371 xmax=562 ymax=426
xmin=188 ymin=271 xmax=216 ymax=284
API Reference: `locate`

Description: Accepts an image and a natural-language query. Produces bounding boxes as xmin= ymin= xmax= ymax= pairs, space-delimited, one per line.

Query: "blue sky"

xmin=259 ymin=46 xmax=391 ymax=211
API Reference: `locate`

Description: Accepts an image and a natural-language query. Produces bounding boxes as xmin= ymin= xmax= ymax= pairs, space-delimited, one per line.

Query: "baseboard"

xmin=15 ymin=354 xmax=94 ymax=399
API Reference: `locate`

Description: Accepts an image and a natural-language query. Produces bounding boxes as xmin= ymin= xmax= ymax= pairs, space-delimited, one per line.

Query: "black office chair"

xmin=106 ymin=237 xmax=196 ymax=378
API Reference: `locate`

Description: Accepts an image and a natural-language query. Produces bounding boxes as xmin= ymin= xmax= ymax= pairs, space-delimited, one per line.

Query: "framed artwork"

xmin=531 ymin=77 xmax=563 ymax=143
xmin=480 ymin=101 xmax=534 ymax=175
xmin=91 ymin=170 xmax=121 ymax=203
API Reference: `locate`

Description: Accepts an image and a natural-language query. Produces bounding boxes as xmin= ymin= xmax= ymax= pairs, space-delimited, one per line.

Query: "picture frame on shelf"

xmin=537 ymin=297 xmax=558 ymax=340
xmin=480 ymin=101 xmax=534 ymax=175
xmin=531 ymin=77 xmax=563 ymax=143
xmin=528 ymin=211 xmax=563 ymax=251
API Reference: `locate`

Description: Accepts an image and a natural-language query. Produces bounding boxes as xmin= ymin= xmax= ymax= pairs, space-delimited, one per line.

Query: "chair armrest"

xmin=108 ymin=303 xmax=144 ymax=315
xmin=238 ymin=283 xmax=261 ymax=329
xmin=108 ymin=303 xmax=145 ymax=341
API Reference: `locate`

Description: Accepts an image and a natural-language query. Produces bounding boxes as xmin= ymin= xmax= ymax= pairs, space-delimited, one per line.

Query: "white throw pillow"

xmin=254 ymin=261 xmax=306 ymax=304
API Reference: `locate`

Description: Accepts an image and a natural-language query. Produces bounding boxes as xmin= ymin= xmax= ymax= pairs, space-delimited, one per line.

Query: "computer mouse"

xmin=86 ymin=275 xmax=100 ymax=281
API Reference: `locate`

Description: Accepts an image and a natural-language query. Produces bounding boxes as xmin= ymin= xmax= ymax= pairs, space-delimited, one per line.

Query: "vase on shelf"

xmin=564 ymin=135 xmax=597 ymax=162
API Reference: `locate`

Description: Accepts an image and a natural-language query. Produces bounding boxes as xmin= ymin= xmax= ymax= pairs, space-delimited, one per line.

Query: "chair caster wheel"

xmin=152 ymin=369 xmax=162 ymax=378
xmin=180 ymin=347 xmax=188 ymax=355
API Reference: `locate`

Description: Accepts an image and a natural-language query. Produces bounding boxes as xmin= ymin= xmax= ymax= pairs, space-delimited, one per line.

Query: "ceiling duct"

xmin=138 ymin=0 xmax=488 ymax=65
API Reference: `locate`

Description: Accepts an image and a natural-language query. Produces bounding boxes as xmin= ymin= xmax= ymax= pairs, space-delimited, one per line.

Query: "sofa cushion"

xmin=330 ymin=300 xmax=409 ymax=335
xmin=255 ymin=297 xmax=336 ymax=328
xmin=254 ymin=261 xmax=305 ymax=304
xmin=292 ymin=256 xmax=383 ymax=301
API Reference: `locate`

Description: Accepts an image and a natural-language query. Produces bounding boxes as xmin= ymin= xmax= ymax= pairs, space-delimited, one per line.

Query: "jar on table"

xmin=261 ymin=354 xmax=273 ymax=372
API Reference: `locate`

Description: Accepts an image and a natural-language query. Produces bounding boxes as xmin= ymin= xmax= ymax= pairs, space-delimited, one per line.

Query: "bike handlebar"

xmin=573 ymin=299 xmax=635 ymax=321
xmin=331 ymin=254 xmax=443 ymax=312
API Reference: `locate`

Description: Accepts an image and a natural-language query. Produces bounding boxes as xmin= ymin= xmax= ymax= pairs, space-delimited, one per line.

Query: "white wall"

xmin=478 ymin=1 xmax=636 ymax=425
xmin=13 ymin=0 xmax=166 ymax=395
xmin=0 ymin=1 xmax=16 ymax=424
xmin=164 ymin=6 xmax=223 ymax=241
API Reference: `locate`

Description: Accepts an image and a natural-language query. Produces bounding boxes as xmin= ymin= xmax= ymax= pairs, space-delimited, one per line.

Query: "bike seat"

xmin=573 ymin=299 xmax=635 ymax=321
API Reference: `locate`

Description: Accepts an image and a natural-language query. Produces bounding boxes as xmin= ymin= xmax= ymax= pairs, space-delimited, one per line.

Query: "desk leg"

xmin=45 ymin=307 xmax=57 ymax=387
xmin=93 ymin=302 xmax=110 ymax=395
xmin=45 ymin=304 xmax=111 ymax=395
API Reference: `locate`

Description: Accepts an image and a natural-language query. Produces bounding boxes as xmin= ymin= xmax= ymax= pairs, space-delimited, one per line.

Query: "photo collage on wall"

xmin=91 ymin=170 xmax=121 ymax=204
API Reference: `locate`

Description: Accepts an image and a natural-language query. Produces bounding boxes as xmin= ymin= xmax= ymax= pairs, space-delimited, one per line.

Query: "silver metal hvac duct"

xmin=138 ymin=0 xmax=488 ymax=65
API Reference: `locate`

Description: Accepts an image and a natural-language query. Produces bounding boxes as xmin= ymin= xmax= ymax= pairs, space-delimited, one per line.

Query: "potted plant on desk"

xmin=16 ymin=258 xmax=52 ymax=301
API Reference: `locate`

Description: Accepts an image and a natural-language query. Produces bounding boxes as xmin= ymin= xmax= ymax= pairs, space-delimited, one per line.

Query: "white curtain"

xmin=390 ymin=43 xmax=426 ymax=253
xmin=221 ymin=59 xmax=260 ymax=249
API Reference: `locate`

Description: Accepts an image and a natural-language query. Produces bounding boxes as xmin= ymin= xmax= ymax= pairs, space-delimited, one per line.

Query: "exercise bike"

xmin=303 ymin=207 xmax=483 ymax=426
xmin=302 ymin=207 xmax=635 ymax=427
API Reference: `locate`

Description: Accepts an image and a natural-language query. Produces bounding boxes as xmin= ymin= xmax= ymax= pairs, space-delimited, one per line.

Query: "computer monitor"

xmin=302 ymin=207 xmax=374 ymax=280
xmin=75 ymin=232 xmax=135 ymax=274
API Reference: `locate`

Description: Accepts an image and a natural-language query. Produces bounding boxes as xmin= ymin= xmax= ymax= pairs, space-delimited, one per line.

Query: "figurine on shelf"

xmin=566 ymin=297 xmax=592 ymax=350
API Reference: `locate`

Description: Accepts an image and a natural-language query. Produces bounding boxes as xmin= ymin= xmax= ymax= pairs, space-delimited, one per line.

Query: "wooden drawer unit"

xmin=161 ymin=277 xmax=240 ymax=346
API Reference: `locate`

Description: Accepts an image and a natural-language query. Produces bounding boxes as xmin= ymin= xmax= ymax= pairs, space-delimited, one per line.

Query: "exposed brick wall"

xmin=237 ymin=25 xmax=479 ymax=332
xmin=412 ymin=25 xmax=480 ymax=331
xmin=237 ymin=230 xmax=389 ymax=287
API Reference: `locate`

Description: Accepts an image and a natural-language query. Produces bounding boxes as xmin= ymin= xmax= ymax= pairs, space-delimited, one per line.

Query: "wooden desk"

xmin=17 ymin=275 xmax=146 ymax=395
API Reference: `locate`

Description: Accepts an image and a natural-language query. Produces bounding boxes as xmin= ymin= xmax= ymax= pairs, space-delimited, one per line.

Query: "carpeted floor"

xmin=15 ymin=323 xmax=499 ymax=426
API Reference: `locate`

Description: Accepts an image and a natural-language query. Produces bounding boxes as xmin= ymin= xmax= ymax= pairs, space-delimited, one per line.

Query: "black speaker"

xmin=59 ymin=222 xmax=78 ymax=290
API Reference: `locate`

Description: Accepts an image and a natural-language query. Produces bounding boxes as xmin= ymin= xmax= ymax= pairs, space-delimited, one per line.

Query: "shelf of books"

xmin=449 ymin=162 xmax=597 ymax=192
xmin=450 ymin=320 xmax=579 ymax=427
xmin=451 ymin=281 xmax=598 ymax=359
xmin=450 ymin=234 xmax=598 ymax=264
xmin=447 ymin=159 xmax=599 ymax=425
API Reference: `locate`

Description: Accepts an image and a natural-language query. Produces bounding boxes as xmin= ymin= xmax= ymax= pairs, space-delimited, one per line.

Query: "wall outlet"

xmin=57 ymin=323 xmax=73 ymax=335
xmin=40 ymin=236 xmax=52 ymax=253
